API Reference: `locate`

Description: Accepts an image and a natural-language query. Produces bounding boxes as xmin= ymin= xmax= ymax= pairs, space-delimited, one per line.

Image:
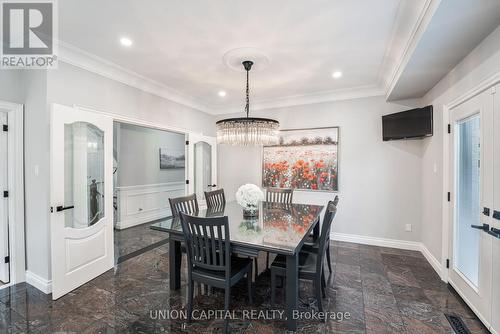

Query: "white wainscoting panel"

xmin=115 ymin=182 xmax=185 ymax=230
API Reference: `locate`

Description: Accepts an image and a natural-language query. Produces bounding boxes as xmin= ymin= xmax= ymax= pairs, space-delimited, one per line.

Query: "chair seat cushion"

xmin=270 ymin=251 xmax=318 ymax=274
xmin=192 ymin=256 xmax=252 ymax=282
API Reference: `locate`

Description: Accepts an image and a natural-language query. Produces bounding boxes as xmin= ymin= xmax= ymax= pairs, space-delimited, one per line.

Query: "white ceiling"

xmin=57 ymin=0 xmax=500 ymax=114
xmin=58 ymin=0 xmax=422 ymax=113
xmin=387 ymin=0 xmax=500 ymax=101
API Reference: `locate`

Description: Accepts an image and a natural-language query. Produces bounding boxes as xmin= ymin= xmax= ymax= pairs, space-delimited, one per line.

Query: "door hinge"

xmin=447 ymin=124 xmax=451 ymax=134
xmin=185 ymin=180 xmax=189 ymax=185
xmin=3 ymin=191 xmax=8 ymax=198
xmin=446 ymin=259 xmax=450 ymax=269
xmin=2 ymin=124 xmax=7 ymax=132
xmin=447 ymin=192 xmax=451 ymax=202
xmin=4 ymin=256 xmax=9 ymax=264
xmin=185 ymin=140 xmax=189 ymax=145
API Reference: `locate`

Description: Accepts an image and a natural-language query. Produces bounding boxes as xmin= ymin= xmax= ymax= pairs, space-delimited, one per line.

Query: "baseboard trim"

xmin=331 ymin=232 xmax=444 ymax=281
xmin=419 ymin=243 xmax=444 ymax=281
xmin=115 ymin=214 xmax=169 ymax=230
xmin=331 ymin=232 xmax=421 ymax=250
xmin=26 ymin=271 xmax=52 ymax=294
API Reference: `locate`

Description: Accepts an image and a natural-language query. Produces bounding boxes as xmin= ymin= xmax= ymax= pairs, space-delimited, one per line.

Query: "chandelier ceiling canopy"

xmin=216 ymin=60 xmax=279 ymax=146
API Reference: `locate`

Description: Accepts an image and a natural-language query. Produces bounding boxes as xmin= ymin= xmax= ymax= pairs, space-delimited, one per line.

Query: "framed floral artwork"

xmin=262 ymin=127 xmax=339 ymax=191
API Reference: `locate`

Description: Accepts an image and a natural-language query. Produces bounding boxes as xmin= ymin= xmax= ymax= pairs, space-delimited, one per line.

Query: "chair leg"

xmin=326 ymin=243 xmax=332 ymax=273
xmin=270 ymin=270 xmax=276 ymax=306
xmin=315 ymin=277 xmax=323 ymax=313
xmin=224 ymin=287 xmax=231 ymax=334
xmin=254 ymin=256 xmax=259 ymax=280
xmin=247 ymin=265 xmax=253 ymax=304
xmin=187 ymin=279 xmax=194 ymax=322
xmin=321 ymin=271 xmax=326 ymax=298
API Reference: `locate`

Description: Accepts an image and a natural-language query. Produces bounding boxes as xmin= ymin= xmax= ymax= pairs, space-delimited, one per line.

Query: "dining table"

xmin=151 ymin=200 xmax=324 ymax=331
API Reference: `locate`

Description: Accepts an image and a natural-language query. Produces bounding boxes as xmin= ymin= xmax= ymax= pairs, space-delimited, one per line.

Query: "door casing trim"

xmin=0 ymin=100 xmax=25 ymax=288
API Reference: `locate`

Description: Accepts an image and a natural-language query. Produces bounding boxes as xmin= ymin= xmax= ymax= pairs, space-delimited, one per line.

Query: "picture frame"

xmin=262 ymin=126 xmax=339 ymax=192
xmin=159 ymin=148 xmax=185 ymax=169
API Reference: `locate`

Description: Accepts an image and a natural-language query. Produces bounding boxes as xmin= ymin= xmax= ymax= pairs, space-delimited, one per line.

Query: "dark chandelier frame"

xmin=216 ymin=60 xmax=280 ymax=138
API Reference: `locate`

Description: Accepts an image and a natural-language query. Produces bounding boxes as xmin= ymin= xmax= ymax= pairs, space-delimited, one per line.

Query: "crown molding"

xmin=379 ymin=0 xmax=441 ymax=98
xmin=56 ymin=43 xmax=387 ymax=115
xmin=210 ymin=85 xmax=385 ymax=115
xmin=57 ymin=42 xmax=213 ymax=114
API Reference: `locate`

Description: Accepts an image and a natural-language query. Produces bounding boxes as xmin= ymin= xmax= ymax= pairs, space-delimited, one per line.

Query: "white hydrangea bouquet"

xmin=235 ymin=184 xmax=264 ymax=217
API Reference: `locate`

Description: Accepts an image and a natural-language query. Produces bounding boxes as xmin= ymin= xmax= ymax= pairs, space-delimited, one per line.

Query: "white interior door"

xmin=50 ymin=104 xmax=114 ymax=299
xmin=491 ymin=84 xmax=500 ymax=334
xmin=448 ymin=89 xmax=493 ymax=327
xmin=0 ymin=111 xmax=9 ymax=283
xmin=187 ymin=134 xmax=217 ymax=208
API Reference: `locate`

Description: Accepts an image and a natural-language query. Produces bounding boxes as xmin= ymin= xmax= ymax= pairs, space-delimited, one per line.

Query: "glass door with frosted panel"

xmin=448 ymin=89 xmax=493 ymax=328
xmin=51 ymin=104 xmax=114 ymax=300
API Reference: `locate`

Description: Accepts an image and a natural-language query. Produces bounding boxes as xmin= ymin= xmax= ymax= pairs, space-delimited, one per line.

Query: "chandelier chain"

xmin=215 ymin=59 xmax=279 ymax=145
xmin=245 ymin=68 xmax=250 ymax=118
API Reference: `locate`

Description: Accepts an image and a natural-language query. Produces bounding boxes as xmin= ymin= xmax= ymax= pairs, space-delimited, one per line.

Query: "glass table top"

xmin=151 ymin=201 xmax=324 ymax=255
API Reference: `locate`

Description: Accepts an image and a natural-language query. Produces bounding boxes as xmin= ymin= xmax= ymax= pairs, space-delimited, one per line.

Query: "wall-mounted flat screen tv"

xmin=382 ymin=105 xmax=433 ymax=141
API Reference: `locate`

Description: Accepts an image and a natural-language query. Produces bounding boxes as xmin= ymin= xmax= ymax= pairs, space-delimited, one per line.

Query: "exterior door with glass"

xmin=0 ymin=111 xmax=9 ymax=283
xmin=187 ymin=134 xmax=217 ymax=208
xmin=50 ymin=104 xmax=114 ymax=299
xmin=448 ymin=89 xmax=493 ymax=327
xmin=491 ymin=84 xmax=500 ymax=334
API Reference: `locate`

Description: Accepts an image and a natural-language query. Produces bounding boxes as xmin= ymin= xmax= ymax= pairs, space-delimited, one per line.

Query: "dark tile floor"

xmin=114 ymin=221 xmax=169 ymax=263
xmin=0 ymin=241 xmax=490 ymax=333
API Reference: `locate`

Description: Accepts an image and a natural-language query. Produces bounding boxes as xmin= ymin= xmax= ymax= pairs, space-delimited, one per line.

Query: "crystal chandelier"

xmin=216 ymin=60 xmax=279 ymax=146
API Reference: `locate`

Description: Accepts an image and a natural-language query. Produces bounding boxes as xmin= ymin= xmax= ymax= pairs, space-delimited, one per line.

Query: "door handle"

xmin=471 ymin=223 xmax=489 ymax=231
xmin=56 ymin=205 xmax=74 ymax=212
xmin=207 ymin=184 xmax=217 ymax=187
xmin=487 ymin=228 xmax=500 ymax=239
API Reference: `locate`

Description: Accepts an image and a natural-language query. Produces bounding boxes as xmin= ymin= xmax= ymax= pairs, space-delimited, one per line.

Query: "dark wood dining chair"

xmin=204 ymin=188 xmax=226 ymax=210
xmin=169 ymin=193 xmax=199 ymax=218
xmin=304 ymin=195 xmax=339 ymax=273
xmin=266 ymin=187 xmax=293 ymax=204
xmin=265 ymin=188 xmax=294 ymax=268
xmin=270 ymin=201 xmax=337 ymax=313
xmin=180 ymin=212 xmax=253 ymax=333
xmin=205 ymin=188 xmax=261 ymax=280
xmin=168 ymin=194 xmax=199 ymax=256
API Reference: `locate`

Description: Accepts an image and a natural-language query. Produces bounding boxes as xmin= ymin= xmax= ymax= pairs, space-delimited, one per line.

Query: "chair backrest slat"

xmin=180 ymin=212 xmax=231 ymax=276
xmin=204 ymin=189 xmax=226 ymax=211
xmin=266 ymin=188 xmax=293 ymax=204
xmin=169 ymin=194 xmax=199 ymax=218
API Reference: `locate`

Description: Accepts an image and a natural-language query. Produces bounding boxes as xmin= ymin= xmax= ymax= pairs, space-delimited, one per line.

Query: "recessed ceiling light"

xmin=332 ymin=71 xmax=343 ymax=79
xmin=218 ymin=91 xmax=227 ymax=97
xmin=120 ymin=37 xmax=133 ymax=47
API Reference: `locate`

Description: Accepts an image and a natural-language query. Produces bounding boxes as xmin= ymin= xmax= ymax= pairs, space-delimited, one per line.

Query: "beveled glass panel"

xmin=64 ymin=122 xmax=105 ymax=228
xmin=151 ymin=201 xmax=324 ymax=255
xmin=454 ymin=115 xmax=480 ymax=287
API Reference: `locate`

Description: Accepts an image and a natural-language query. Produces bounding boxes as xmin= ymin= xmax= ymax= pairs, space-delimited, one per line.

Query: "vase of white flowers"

xmin=235 ymin=184 xmax=264 ymax=218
